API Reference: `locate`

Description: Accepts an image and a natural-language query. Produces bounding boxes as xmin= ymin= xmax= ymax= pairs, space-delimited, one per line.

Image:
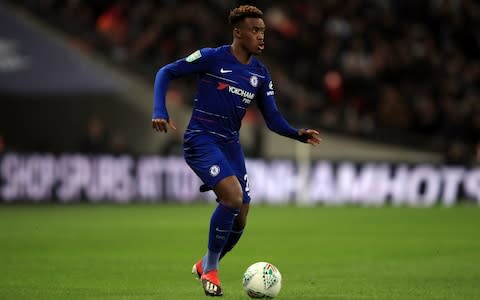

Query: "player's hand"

xmin=152 ymin=118 xmax=177 ymax=133
xmin=298 ymin=129 xmax=321 ymax=146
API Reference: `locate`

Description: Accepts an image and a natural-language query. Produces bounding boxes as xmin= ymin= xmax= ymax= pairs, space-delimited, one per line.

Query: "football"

xmin=242 ymin=262 xmax=282 ymax=299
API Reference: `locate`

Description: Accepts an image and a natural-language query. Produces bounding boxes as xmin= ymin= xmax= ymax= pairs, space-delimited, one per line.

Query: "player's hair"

xmin=228 ymin=5 xmax=263 ymax=26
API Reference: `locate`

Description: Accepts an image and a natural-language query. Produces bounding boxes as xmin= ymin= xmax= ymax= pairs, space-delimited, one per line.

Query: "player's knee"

xmin=216 ymin=176 xmax=243 ymax=209
xmin=221 ymin=184 xmax=242 ymax=209
xmin=228 ymin=188 xmax=243 ymax=210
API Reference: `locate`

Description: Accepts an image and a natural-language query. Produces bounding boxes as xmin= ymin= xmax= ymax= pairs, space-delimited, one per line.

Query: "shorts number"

xmin=244 ymin=174 xmax=250 ymax=195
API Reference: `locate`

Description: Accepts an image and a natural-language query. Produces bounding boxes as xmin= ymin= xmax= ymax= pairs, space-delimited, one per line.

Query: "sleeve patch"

xmin=185 ymin=50 xmax=202 ymax=62
xmin=266 ymin=81 xmax=274 ymax=96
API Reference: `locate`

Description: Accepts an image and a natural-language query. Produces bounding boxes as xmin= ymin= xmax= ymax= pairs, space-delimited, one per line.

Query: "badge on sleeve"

xmin=185 ymin=50 xmax=202 ymax=62
xmin=266 ymin=80 xmax=275 ymax=96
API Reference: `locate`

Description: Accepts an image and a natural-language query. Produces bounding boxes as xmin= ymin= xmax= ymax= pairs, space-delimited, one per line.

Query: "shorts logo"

xmin=209 ymin=165 xmax=220 ymax=177
xmin=250 ymin=75 xmax=258 ymax=87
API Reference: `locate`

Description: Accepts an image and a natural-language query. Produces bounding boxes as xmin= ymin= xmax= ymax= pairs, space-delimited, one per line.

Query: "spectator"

xmin=15 ymin=0 xmax=480 ymax=162
xmin=80 ymin=117 xmax=109 ymax=154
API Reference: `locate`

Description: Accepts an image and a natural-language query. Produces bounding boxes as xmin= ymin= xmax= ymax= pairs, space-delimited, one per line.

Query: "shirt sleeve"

xmin=152 ymin=48 xmax=215 ymax=119
xmin=256 ymin=70 xmax=307 ymax=143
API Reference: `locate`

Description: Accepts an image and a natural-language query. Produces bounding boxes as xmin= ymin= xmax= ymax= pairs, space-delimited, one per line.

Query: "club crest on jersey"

xmin=185 ymin=50 xmax=201 ymax=62
xmin=209 ymin=165 xmax=220 ymax=177
xmin=250 ymin=75 xmax=258 ymax=87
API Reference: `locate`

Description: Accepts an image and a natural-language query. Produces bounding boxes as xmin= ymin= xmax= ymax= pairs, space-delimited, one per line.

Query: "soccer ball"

xmin=242 ymin=262 xmax=282 ymax=299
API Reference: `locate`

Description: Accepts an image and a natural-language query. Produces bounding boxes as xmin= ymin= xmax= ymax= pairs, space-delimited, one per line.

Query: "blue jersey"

xmin=153 ymin=45 xmax=304 ymax=143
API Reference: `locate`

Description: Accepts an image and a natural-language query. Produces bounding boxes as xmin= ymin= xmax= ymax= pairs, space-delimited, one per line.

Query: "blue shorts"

xmin=183 ymin=134 xmax=251 ymax=203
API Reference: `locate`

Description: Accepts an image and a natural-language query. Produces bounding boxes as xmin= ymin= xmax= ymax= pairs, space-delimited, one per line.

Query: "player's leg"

xmin=203 ymin=175 xmax=242 ymax=272
xmin=218 ymin=140 xmax=251 ymax=260
xmin=197 ymin=182 xmax=248 ymax=254
xmin=194 ymin=202 xmax=248 ymax=277
xmin=199 ymin=175 xmax=242 ymax=296
xmin=220 ymin=202 xmax=249 ymax=259
xmin=184 ymin=136 xmax=241 ymax=296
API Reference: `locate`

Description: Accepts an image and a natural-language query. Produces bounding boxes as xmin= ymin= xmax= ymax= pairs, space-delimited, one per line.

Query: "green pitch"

xmin=1 ymin=204 xmax=479 ymax=300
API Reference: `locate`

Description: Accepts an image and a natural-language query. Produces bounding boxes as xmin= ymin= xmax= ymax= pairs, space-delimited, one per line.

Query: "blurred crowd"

xmin=15 ymin=0 xmax=480 ymax=164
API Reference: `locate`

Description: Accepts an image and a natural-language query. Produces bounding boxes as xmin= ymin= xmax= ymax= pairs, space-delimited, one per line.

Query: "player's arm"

xmin=257 ymin=76 xmax=321 ymax=145
xmin=152 ymin=49 xmax=214 ymax=133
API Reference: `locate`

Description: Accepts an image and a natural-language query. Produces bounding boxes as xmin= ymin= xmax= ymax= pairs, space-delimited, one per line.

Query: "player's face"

xmin=237 ymin=18 xmax=265 ymax=55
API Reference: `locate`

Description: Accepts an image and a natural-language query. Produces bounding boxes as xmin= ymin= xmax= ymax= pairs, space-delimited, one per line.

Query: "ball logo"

xmin=250 ymin=75 xmax=258 ymax=87
xmin=263 ymin=263 xmax=279 ymax=289
xmin=209 ymin=165 xmax=220 ymax=177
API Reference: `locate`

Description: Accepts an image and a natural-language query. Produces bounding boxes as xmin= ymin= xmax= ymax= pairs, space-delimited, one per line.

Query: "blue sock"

xmin=220 ymin=229 xmax=243 ymax=259
xmin=202 ymin=229 xmax=243 ymax=270
xmin=203 ymin=250 xmax=221 ymax=274
xmin=204 ymin=203 xmax=239 ymax=273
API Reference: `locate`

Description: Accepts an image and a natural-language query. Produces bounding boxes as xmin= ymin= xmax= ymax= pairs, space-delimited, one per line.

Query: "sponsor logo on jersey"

xmin=228 ymin=86 xmax=255 ymax=100
xmin=217 ymin=82 xmax=229 ymax=90
xmin=216 ymin=82 xmax=255 ymax=104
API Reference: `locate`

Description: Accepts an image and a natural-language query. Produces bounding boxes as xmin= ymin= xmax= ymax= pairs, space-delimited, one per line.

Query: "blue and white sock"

xmin=203 ymin=203 xmax=239 ymax=273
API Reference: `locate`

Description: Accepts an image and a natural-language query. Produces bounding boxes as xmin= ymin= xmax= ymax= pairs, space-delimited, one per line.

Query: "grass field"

xmin=1 ymin=204 xmax=479 ymax=300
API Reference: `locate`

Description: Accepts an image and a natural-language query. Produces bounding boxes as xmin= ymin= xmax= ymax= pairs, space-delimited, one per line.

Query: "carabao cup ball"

xmin=242 ymin=262 xmax=282 ymax=299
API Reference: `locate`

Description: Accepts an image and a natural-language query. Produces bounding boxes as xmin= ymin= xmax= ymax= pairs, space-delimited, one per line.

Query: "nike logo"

xmin=220 ymin=68 xmax=232 ymax=73
xmin=215 ymin=227 xmax=230 ymax=233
